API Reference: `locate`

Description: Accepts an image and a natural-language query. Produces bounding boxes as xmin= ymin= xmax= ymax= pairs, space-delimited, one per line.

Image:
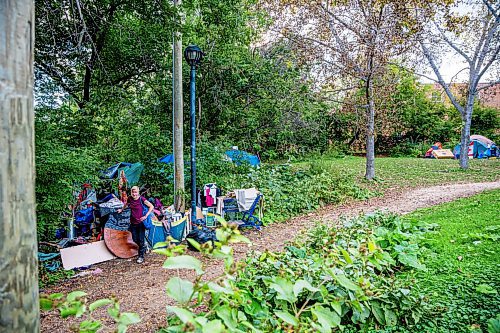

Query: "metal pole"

xmin=190 ymin=66 xmax=197 ymax=223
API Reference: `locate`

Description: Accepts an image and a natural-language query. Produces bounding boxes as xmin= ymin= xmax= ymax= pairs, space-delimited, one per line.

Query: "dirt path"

xmin=40 ymin=181 xmax=500 ymax=332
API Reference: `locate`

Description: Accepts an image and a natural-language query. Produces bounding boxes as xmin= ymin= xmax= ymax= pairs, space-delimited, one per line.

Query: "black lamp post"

xmin=184 ymin=45 xmax=204 ymax=224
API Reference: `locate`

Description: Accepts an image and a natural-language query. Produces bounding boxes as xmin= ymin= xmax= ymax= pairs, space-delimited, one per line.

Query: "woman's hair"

xmin=131 ymin=185 xmax=140 ymax=192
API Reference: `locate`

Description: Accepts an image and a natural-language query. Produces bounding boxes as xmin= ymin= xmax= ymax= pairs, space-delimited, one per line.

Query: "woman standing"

xmin=119 ymin=186 xmax=154 ymax=263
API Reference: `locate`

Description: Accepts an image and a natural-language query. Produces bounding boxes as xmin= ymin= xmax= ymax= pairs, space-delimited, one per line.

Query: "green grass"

xmin=400 ymin=189 xmax=500 ymax=332
xmin=295 ymin=156 xmax=500 ymax=192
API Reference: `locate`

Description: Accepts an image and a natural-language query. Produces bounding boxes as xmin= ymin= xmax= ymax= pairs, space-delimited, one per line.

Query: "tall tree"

xmin=173 ymin=0 xmax=185 ymax=212
xmin=0 ymin=0 xmax=39 ymax=331
xmin=264 ymin=0 xmax=416 ymax=179
xmin=417 ymin=0 xmax=499 ymax=169
xmin=35 ymin=0 xmax=173 ymax=110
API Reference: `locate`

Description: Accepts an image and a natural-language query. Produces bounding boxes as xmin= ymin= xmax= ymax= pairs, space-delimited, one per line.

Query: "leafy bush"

xmin=207 ymin=162 xmax=373 ymax=224
xmin=471 ymin=105 xmax=500 ymax=143
xmin=40 ymin=291 xmax=141 ymax=332
xmin=389 ymin=142 xmax=429 ymax=158
xmin=155 ymin=213 xmax=432 ymax=332
xmin=35 ymin=110 xmax=102 ymax=241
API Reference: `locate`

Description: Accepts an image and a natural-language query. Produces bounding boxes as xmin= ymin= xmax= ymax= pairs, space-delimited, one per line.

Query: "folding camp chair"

xmin=232 ymin=194 xmax=263 ymax=230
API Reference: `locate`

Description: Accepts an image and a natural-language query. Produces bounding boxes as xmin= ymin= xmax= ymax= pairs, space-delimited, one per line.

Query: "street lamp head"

xmin=184 ymin=45 xmax=204 ymax=68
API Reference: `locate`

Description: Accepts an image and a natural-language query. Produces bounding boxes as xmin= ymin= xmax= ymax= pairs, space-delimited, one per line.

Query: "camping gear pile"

xmin=40 ymin=148 xmax=265 ymax=271
xmin=424 ymin=135 xmax=499 ymax=159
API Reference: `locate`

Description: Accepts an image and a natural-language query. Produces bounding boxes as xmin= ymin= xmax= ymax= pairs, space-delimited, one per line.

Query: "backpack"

xmin=140 ymin=197 xmax=154 ymax=229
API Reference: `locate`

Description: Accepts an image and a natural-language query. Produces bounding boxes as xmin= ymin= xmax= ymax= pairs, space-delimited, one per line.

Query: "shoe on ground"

xmin=137 ymin=256 xmax=144 ymax=264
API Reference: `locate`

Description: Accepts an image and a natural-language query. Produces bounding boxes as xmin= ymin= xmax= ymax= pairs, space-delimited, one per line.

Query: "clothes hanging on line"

xmin=203 ymin=183 xmax=218 ymax=207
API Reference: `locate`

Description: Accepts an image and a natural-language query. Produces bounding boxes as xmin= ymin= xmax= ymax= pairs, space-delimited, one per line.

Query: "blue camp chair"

xmin=228 ymin=194 xmax=263 ymax=230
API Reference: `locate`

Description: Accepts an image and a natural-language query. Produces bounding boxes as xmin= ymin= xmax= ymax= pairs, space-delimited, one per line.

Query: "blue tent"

xmin=453 ymin=135 xmax=497 ymax=159
xmin=158 ymin=154 xmax=174 ymax=164
xmin=224 ymin=150 xmax=260 ymax=167
xmin=146 ymin=219 xmax=168 ymax=248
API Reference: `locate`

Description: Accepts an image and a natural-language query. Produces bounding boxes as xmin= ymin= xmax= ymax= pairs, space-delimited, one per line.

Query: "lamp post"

xmin=184 ymin=45 xmax=204 ymax=224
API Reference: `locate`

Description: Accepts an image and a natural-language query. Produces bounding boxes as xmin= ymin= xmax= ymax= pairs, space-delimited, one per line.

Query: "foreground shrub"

xmin=155 ymin=213 xmax=432 ymax=332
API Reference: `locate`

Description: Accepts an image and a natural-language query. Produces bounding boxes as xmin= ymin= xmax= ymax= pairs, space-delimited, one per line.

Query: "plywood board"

xmin=60 ymin=240 xmax=116 ymax=270
xmin=432 ymin=149 xmax=455 ymax=159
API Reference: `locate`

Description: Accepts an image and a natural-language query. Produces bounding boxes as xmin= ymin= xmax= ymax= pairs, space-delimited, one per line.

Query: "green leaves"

xmin=476 ymin=284 xmax=498 ymax=295
xmin=311 ymin=305 xmax=341 ymax=332
xmin=166 ymin=277 xmax=195 ymax=304
xmin=89 ymin=299 xmax=113 ymax=312
xmin=167 ymin=306 xmax=194 ymax=324
xmin=39 ymin=297 xmax=53 ymax=311
xmin=79 ymin=320 xmax=102 ymax=333
xmin=274 ymin=310 xmax=298 ymax=326
xmin=330 ymin=272 xmax=362 ymax=293
xmin=202 ymin=319 xmax=225 ymax=333
xmin=163 ymin=255 xmax=203 ymax=274
xmin=66 ymin=290 xmax=87 ymax=302
xmin=293 ymin=279 xmax=319 ymax=297
xmin=488 ymin=315 xmax=500 ymax=333
xmin=371 ymin=301 xmax=386 ymax=325
xmin=269 ymin=277 xmax=296 ymax=303
xmin=394 ymin=243 xmax=426 ymax=270
xmin=384 ymin=308 xmax=397 ymax=327
xmin=118 ymin=312 xmax=141 ymax=326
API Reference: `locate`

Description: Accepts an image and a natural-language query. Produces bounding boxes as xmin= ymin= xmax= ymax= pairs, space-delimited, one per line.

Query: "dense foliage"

xmin=33 ymin=0 xmax=499 ymax=239
xmin=144 ymin=213 xmax=432 ymax=332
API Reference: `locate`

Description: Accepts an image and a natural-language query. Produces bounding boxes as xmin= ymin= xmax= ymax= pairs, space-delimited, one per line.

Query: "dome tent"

xmin=453 ymin=135 xmax=498 ymax=159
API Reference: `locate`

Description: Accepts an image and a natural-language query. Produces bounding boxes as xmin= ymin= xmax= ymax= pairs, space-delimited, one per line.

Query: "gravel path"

xmin=40 ymin=181 xmax=500 ymax=332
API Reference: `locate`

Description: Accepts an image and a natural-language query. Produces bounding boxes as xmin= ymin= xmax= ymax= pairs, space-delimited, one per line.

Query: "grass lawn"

xmin=295 ymin=156 xmax=500 ymax=192
xmin=401 ymin=189 xmax=500 ymax=332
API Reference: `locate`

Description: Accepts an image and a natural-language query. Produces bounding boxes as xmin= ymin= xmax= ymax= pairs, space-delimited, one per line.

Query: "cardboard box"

xmin=60 ymin=240 xmax=116 ymax=270
xmin=432 ymin=149 xmax=455 ymax=159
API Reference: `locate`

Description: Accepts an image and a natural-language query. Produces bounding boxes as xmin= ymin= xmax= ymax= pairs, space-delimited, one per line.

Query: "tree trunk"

xmin=459 ymin=95 xmax=474 ymax=170
xmin=172 ymin=0 xmax=185 ymax=212
xmin=0 ymin=1 xmax=39 ymax=331
xmin=365 ymin=79 xmax=376 ymax=180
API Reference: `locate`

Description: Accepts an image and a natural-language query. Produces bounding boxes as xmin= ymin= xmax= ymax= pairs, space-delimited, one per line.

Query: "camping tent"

xmin=99 ymin=162 xmax=144 ymax=185
xmin=453 ymin=135 xmax=498 ymax=159
xmin=146 ymin=219 xmax=169 ymax=248
xmin=224 ymin=150 xmax=260 ymax=167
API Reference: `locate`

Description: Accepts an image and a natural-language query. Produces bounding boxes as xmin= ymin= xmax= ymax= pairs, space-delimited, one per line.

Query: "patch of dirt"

xmin=40 ymin=181 xmax=500 ymax=332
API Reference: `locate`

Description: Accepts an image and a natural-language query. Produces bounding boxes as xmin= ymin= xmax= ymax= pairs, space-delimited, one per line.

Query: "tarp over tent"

xmin=224 ymin=150 xmax=260 ymax=167
xmin=453 ymin=135 xmax=498 ymax=159
xmin=158 ymin=154 xmax=174 ymax=164
xmin=99 ymin=162 xmax=144 ymax=185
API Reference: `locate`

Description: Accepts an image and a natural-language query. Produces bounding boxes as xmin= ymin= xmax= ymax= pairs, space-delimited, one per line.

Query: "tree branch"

xmin=482 ymin=0 xmax=500 ymax=19
xmin=35 ymin=62 xmax=82 ymax=105
xmin=475 ymin=15 xmax=500 ymax=80
xmin=419 ymin=40 xmax=465 ymax=114
xmin=434 ymin=22 xmax=472 ymax=64
xmin=477 ymin=42 xmax=500 ymax=79
xmin=477 ymin=79 xmax=500 ymax=91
